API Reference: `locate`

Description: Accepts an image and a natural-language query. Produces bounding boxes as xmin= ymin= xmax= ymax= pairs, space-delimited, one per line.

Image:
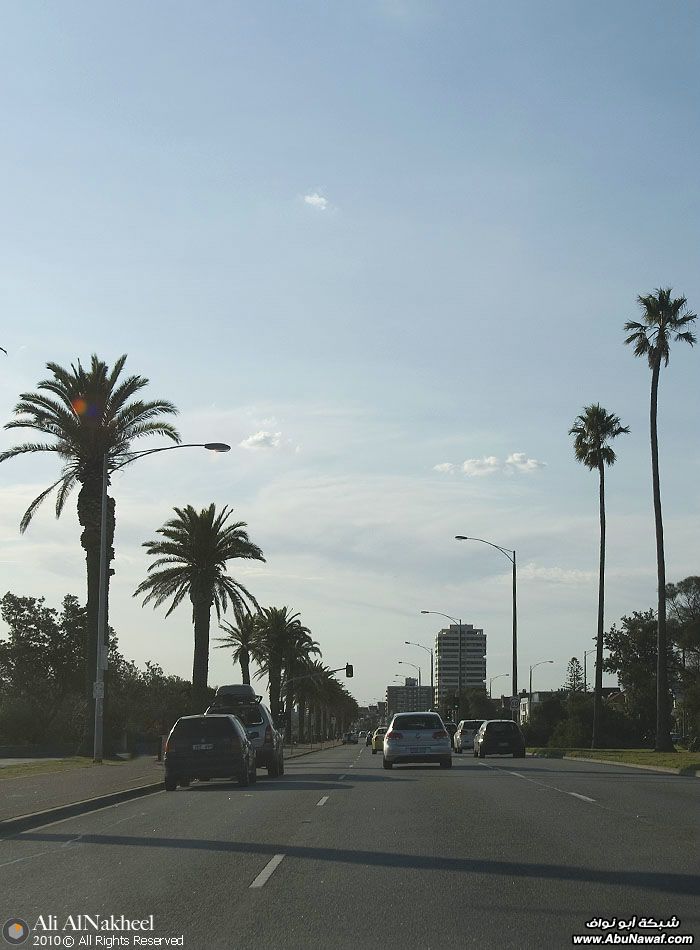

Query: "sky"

xmin=1 ymin=1 xmax=698 ymax=707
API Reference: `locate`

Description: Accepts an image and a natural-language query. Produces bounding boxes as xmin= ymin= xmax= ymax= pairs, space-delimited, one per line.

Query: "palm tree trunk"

xmin=268 ymin=663 xmax=282 ymax=727
xmin=298 ymin=698 xmax=306 ymax=742
xmin=592 ymin=463 xmax=606 ymax=749
xmin=239 ymin=648 xmax=251 ymax=685
xmin=191 ymin=596 xmax=212 ymax=712
xmin=650 ymin=358 xmax=673 ymax=752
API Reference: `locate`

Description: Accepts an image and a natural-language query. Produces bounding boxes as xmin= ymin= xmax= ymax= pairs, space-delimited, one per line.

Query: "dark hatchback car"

xmin=473 ymin=719 xmax=526 ymax=758
xmin=164 ymin=714 xmax=257 ymax=790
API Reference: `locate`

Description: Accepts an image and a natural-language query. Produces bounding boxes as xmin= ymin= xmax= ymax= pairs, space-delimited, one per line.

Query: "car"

xmin=443 ymin=720 xmax=458 ymax=749
xmin=371 ymin=727 xmax=387 ymax=753
xmin=454 ymin=719 xmax=485 ymax=754
xmin=365 ymin=731 xmax=373 ymax=746
xmin=342 ymin=732 xmax=358 ymax=744
xmin=164 ymin=714 xmax=257 ymax=790
xmin=358 ymin=731 xmax=366 ymax=738
xmin=382 ymin=711 xmax=452 ymax=769
xmin=473 ymin=719 xmax=526 ymax=758
xmin=205 ymin=683 xmax=285 ymax=777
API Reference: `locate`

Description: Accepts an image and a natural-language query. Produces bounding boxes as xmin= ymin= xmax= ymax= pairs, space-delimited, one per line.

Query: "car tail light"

xmin=433 ymin=730 xmax=448 ymax=739
xmin=385 ymin=730 xmax=403 ymax=739
xmin=263 ymin=726 xmax=273 ymax=745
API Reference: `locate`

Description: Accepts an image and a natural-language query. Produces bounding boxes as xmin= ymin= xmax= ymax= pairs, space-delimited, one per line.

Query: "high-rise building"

xmin=434 ymin=623 xmax=486 ymax=708
xmin=386 ymin=678 xmax=434 ymax=718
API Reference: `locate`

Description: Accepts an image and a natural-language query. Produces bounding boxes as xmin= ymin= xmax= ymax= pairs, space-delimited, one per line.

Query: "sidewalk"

xmin=0 ymin=740 xmax=343 ymax=829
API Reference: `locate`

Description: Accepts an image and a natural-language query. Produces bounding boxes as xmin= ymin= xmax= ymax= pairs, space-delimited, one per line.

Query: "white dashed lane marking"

xmin=338 ymin=774 xmax=346 ymax=780
xmin=481 ymin=762 xmax=598 ymax=805
xmin=569 ymin=792 xmax=596 ymax=803
xmin=317 ymin=796 xmax=329 ymax=807
xmin=250 ymin=854 xmax=285 ymax=889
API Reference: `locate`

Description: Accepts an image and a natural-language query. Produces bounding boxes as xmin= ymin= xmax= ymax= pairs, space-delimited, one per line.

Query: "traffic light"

xmin=345 ymin=663 xmax=353 ymax=678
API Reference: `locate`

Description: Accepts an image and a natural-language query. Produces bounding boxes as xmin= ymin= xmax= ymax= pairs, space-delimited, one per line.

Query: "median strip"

xmin=249 ymin=853 xmax=285 ymax=889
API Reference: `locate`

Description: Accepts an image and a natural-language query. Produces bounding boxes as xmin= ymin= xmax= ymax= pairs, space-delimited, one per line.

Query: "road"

xmin=2 ymin=746 xmax=699 ymax=949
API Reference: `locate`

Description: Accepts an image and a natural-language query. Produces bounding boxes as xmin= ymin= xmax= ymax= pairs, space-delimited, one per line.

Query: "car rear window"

xmin=463 ymin=721 xmax=484 ymax=731
xmin=392 ymin=715 xmax=443 ymax=730
xmin=208 ymin=704 xmax=264 ymax=726
xmin=172 ymin=717 xmax=236 ymax=738
xmin=487 ymin=722 xmax=518 ymax=735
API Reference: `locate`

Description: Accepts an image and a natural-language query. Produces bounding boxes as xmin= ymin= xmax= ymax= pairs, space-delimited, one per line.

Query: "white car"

xmin=382 ymin=711 xmax=452 ymax=769
xmin=454 ymin=719 xmax=485 ymax=754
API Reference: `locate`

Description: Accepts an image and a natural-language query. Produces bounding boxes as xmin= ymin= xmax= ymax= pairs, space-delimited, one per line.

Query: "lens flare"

xmin=72 ymin=397 xmax=88 ymax=416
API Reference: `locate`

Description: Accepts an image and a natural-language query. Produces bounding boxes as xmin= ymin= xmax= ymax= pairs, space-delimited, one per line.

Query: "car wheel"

xmin=199 ymin=776 xmax=211 ymax=782
xmin=372 ymin=748 xmax=377 ymax=755
xmin=179 ymin=777 xmax=190 ymax=787
xmin=479 ymin=748 xmax=486 ymax=758
xmin=382 ymin=758 xmax=393 ymax=770
xmin=440 ymin=758 xmax=452 ymax=769
xmin=238 ymin=761 xmax=250 ymax=787
xmin=164 ymin=776 xmax=177 ymax=792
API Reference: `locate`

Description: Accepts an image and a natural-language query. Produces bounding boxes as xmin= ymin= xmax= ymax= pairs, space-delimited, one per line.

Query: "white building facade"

xmin=434 ymin=623 xmax=487 ymax=708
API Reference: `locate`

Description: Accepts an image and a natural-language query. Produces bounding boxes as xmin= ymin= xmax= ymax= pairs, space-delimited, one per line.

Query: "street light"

xmin=405 ymin=638 xmax=434 ymax=698
xmin=398 ymin=659 xmax=421 ymax=688
xmin=583 ymin=648 xmax=596 ymax=693
xmin=489 ymin=673 xmax=509 ymax=699
xmin=93 ymin=441 xmax=231 ymax=762
xmin=455 ymin=535 xmax=517 ymax=699
xmin=528 ymin=660 xmax=554 ymax=719
xmin=421 ymin=609 xmax=463 ymax=706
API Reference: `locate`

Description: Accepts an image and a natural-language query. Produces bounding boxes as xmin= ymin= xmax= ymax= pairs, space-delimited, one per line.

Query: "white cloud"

xmin=433 ymin=462 xmax=456 ymax=475
xmin=462 ymin=456 xmax=501 ymax=477
xmin=239 ymin=430 xmax=282 ymax=450
xmin=505 ymin=452 xmax=546 ymax=474
xmin=519 ymin=562 xmax=596 ymax=585
xmin=304 ymin=192 xmax=328 ymax=211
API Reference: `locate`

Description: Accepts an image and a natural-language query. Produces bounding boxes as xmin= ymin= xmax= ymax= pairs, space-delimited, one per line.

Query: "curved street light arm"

xmin=454 ymin=536 xmax=514 ymax=563
xmin=115 ymin=442 xmax=230 ymax=474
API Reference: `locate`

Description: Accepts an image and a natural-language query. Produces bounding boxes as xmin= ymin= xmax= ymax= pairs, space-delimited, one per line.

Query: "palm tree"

xmin=255 ymin=607 xmax=312 ymax=727
xmin=281 ymin=626 xmax=320 ymax=739
xmin=570 ymin=403 xmax=629 ymax=748
xmin=0 ymin=354 xmax=179 ymax=735
xmin=134 ymin=503 xmax=264 ymax=709
xmin=215 ymin=607 xmax=261 ymax=685
xmin=624 ymin=288 xmax=697 ymax=752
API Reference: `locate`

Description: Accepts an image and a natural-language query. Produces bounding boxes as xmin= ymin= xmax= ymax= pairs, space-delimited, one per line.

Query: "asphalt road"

xmin=2 ymin=746 xmax=699 ymax=949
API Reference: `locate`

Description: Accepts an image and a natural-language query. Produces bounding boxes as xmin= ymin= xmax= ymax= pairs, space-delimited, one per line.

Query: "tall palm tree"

xmin=134 ymin=503 xmax=264 ymax=709
xmin=570 ymin=404 xmax=629 ymax=748
xmin=254 ymin=606 xmax=312 ymax=727
xmin=0 ymin=354 xmax=179 ymax=735
xmin=215 ymin=607 xmax=261 ymax=685
xmin=624 ymin=288 xmax=697 ymax=752
xmin=281 ymin=626 xmax=320 ymax=739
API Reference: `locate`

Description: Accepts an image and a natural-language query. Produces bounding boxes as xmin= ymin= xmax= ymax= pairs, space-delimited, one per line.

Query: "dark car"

xmin=342 ymin=732 xmax=358 ymax=744
xmin=164 ymin=714 xmax=257 ymax=790
xmin=473 ymin=719 xmax=526 ymax=758
xmin=205 ymin=684 xmax=285 ymax=777
xmin=365 ymin=731 xmax=372 ymax=746
xmin=443 ymin=721 xmax=458 ymax=749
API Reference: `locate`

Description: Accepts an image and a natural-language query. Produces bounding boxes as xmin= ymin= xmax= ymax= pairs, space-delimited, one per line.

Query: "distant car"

xmin=205 ymin=684 xmax=285 ymax=777
xmin=473 ymin=719 xmax=526 ymax=758
xmin=442 ymin=721 xmax=458 ymax=749
xmin=454 ymin=719 xmax=485 ymax=754
xmin=366 ymin=731 xmax=373 ymax=746
xmin=382 ymin=711 xmax=452 ymax=769
xmin=164 ymin=714 xmax=257 ymax=790
xmin=342 ymin=732 xmax=358 ymax=744
xmin=358 ymin=731 xmax=366 ymax=738
xmin=371 ymin=727 xmax=387 ymax=753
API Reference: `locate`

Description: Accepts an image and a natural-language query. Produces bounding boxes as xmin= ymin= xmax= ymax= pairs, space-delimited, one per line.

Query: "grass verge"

xmin=0 ymin=757 xmax=130 ymax=780
xmin=528 ymin=747 xmax=700 ymax=774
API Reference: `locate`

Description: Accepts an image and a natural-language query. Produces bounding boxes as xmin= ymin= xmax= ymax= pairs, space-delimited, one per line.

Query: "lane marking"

xmin=317 ymin=796 xmax=329 ymax=807
xmin=250 ymin=853 xmax=285 ymax=888
xmin=569 ymin=792 xmax=596 ymax=803
xmin=508 ymin=771 xmax=525 ymax=778
xmin=338 ymin=774 xmax=346 ymax=780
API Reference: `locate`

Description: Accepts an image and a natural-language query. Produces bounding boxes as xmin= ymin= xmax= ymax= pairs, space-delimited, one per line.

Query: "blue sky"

xmin=1 ymin=1 xmax=698 ymax=705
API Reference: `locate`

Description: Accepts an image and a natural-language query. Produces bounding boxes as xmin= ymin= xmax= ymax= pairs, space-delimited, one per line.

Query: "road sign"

xmin=510 ymin=697 xmax=519 ymax=711
xmin=93 ymin=681 xmax=104 ymax=700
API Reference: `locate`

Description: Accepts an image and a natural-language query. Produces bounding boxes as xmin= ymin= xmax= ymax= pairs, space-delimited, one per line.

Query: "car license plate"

xmin=410 ymin=747 xmax=422 ymax=753
xmin=498 ymin=742 xmax=509 ymax=748
xmin=192 ymin=743 xmax=213 ymax=751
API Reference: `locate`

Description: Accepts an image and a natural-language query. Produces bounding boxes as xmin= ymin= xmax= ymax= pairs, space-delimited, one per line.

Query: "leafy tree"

xmin=569 ymin=403 xmax=629 ymax=748
xmin=456 ymin=688 xmax=498 ymax=721
xmin=0 ymin=355 xmax=179 ymax=744
xmin=624 ymin=289 xmax=697 ymax=750
xmin=215 ymin=607 xmax=261 ymax=685
xmin=134 ymin=504 xmax=264 ymax=710
xmin=563 ymin=657 xmax=585 ymax=693
xmin=666 ymin=576 xmax=700 ymax=742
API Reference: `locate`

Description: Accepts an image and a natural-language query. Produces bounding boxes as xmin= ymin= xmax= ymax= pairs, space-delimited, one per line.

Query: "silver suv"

xmin=205 ymin=684 xmax=285 ymax=777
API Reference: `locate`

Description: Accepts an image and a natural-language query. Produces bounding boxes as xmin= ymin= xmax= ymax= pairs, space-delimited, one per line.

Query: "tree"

xmin=624 ymin=289 xmax=697 ymax=750
xmin=281 ymin=624 xmax=320 ymax=739
xmin=569 ymin=403 xmax=629 ymax=748
xmin=215 ymin=607 xmax=261 ymax=685
xmin=254 ymin=606 xmax=313 ymax=727
xmin=134 ymin=504 xmax=264 ymax=710
xmin=0 ymin=355 xmax=179 ymax=744
xmin=666 ymin=576 xmax=700 ymax=742
xmin=563 ymin=657 xmax=585 ymax=693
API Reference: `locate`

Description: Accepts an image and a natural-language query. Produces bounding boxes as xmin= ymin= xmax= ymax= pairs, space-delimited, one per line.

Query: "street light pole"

xmin=421 ymin=610 xmax=461 ymax=710
xmin=398 ymin=660 xmax=421 ymax=688
xmin=489 ymin=673 xmax=509 ymax=699
xmin=405 ymin=640 xmax=433 ymax=698
xmin=528 ymin=659 xmax=554 ymax=721
xmin=455 ymin=535 xmax=517 ymax=700
xmin=92 ymin=441 xmax=231 ymax=763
